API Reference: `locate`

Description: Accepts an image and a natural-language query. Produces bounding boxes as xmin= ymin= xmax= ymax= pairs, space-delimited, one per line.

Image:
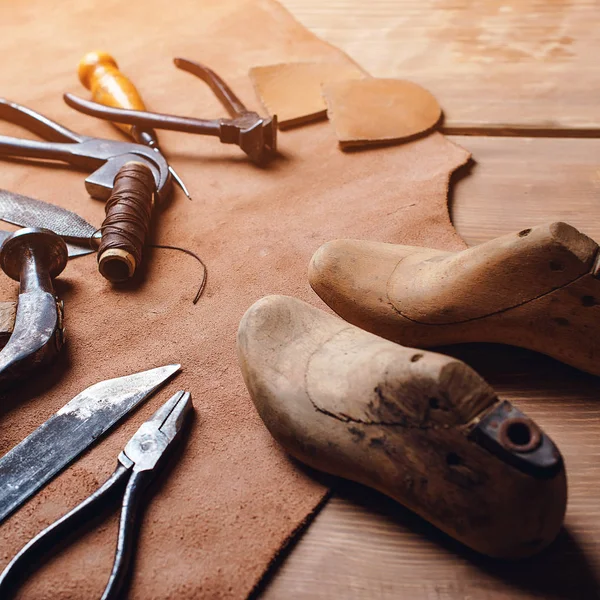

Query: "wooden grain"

xmin=449 ymin=137 xmax=600 ymax=246
xmin=279 ymin=0 xmax=600 ymax=131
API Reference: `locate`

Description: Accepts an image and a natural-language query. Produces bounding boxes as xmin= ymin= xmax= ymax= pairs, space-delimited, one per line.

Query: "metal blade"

xmin=0 ymin=363 xmax=181 ymax=524
xmin=0 ymin=189 xmax=97 ymax=243
xmin=0 ymin=228 xmax=93 ymax=258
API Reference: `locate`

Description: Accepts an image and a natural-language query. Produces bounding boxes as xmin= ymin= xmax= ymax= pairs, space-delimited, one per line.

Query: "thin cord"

xmin=85 ymin=237 xmax=207 ymax=304
xmin=150 ymin=244 xmax=207 ymax=304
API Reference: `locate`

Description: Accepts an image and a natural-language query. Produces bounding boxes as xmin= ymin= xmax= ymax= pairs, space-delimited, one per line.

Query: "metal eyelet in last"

xmin=498 ymin=417 xmax=542 ymax=454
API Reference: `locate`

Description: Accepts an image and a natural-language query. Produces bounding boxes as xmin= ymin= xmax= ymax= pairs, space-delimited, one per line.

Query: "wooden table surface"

xmin=258 ymin=1 xmax=600 ymax=598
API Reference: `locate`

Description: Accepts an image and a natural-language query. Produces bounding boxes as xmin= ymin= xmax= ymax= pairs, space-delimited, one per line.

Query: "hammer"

xmin=0 ymin=228 xmax=67 ymax=387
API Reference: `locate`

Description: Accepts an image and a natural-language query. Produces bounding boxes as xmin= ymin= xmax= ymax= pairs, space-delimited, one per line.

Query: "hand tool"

xmin=64 ymin=57 xmax=278 ymax=166
xmin=0 ymin=188 xmax=99 ymax=257
xmin=0 ymin=389 xmax=192 ymax=600
xmin=0 ymin=363 xmax=180 ymax=524
xmin=238 ymin=295 xmax=566 ymax=559
xmin=0 ymin=228 xmax=67 ymax=388
xmin=0 ymin=188 xmax=207 ymax=302
xmin=0 ymin=98 xmax=171 ymax=282
xmin=77 ymin=51 xmax=192 ymax=200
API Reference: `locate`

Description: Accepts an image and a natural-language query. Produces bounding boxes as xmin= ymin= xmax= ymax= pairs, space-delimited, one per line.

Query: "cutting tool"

xmin=65 ymin=57 xmax=278 ymax=166
xmin=0 ymin=98 xmax=171 ymax=282
xmin=0 ymin=363 xmax=180 ymax=524
xmin=0 ymin=389 xmax=193 ymax=600
xmin=0 ymin=188 xmax=99 ymax=258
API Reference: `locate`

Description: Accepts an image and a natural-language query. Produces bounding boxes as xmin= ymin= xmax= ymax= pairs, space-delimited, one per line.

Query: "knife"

xmin=0 ymin=189 xmax=99 ymax=258
xmin=0 ymin=363 xmax=180 ymax=524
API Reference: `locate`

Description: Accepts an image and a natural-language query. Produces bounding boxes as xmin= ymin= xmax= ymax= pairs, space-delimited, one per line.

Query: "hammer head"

xmin=84 ymin=151 xmax=171 ymax=204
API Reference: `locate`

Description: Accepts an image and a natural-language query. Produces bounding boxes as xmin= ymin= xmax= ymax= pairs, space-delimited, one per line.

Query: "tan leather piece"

xmin=323 ymin=78 xmax=442 ymax=149
xmin=0 ymin=0 xmax=468 ymax=598
xmin=249 ymin=62 xmax=366 ymax=129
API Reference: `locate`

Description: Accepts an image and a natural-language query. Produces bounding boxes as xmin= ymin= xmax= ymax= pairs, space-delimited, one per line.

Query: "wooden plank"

xmin=449 ymin=137 xmax=600 ymax=245
xmin=261 ymin=3 xmax=600 ymax=598
xmin=279 ymin=0 xmax=600 ymax=130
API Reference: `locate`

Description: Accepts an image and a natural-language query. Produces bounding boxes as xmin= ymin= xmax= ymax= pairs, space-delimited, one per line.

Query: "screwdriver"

xmin=77 ymin=51 xmax=192 ymax=200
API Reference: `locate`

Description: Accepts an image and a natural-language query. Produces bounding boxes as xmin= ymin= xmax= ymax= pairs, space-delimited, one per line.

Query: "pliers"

xmin=0 ymin=389 xmax=193 ymax=600
xmin=64 ymin=58 xmax=278 ymax=167
xmin=0 ymin=98 xmax=171 ymax=203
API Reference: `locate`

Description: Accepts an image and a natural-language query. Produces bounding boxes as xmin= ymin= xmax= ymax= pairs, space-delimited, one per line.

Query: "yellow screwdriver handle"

xmin=78 ymin=51 xmax=147 ymax=137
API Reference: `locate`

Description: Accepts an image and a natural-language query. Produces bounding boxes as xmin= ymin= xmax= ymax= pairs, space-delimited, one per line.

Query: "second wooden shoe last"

xmin=309 ymin=222 xmax=600 ymax=375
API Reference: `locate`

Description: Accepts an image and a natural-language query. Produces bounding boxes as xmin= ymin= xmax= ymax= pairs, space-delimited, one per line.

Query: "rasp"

xmin=0 ymin=363 xmax=180 ymax=524
xmin=0 ymin=189 xmax=99 ymax=257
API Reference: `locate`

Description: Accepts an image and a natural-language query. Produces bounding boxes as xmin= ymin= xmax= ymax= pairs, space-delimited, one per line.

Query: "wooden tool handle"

xmin=78 ymin=51 xmax=147 ymax=136
xmin=97 ymin=162 xmax=155 ymax=283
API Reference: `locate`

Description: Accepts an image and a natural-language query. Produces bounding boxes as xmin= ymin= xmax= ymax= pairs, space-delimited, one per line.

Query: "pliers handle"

xmin=0 ymin=99 xmax=86 ymax=143
xmin=0 ymin=99 xmax=94 ymax=167
xmin=0 ymin=462 xmax=147 ymax=600
xmin=64 ymin=58 xmax=277 ymax=166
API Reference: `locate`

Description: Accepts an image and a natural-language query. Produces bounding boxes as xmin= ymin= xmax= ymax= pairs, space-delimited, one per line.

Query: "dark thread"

xmin=97 ymin=163 xmax=154 ymax=269
xmin=151 ymin=244 xmax=207 ymax=303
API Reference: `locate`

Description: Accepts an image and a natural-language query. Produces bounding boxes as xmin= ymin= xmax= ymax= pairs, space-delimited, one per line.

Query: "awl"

xmin=0 ymin=363 xmax=180 ymax=524
xmin=77 ymin=51 xmax=192 ymax=200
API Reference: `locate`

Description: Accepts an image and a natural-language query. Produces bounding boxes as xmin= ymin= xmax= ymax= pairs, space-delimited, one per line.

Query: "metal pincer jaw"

xmin=0 ymin=228 xmax=67 ymax=387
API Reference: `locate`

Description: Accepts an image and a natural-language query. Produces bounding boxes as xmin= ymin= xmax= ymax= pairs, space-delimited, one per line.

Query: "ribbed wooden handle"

xmin=78 ymin=51 xmax=147 ymax=136
xmin=97 ymin=162 xmax=155 ymax=283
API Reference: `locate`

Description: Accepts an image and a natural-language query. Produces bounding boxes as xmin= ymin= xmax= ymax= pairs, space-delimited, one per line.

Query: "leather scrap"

xmin=323 ymin=78 xmax=442 ymax=149
xmin=249 ymin=61 xmax=366 ymax=129
xmin=0 ymin=0 xmax=469 ymax=598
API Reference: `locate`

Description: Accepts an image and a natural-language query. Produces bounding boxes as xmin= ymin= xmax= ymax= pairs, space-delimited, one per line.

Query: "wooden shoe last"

xmin=309 ymin=222 xmax=600 ymax=374
xmin=237 ymin=295 xmax=567 ymax=558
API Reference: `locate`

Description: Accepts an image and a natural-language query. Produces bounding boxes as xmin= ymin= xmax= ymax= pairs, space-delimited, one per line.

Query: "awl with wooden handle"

xmin=78 ymin=51 xmax=192 ymax=200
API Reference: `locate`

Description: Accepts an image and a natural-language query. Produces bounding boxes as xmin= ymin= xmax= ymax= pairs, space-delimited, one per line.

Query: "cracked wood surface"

xmin=264 ymin=1 xmax=600 ymax=599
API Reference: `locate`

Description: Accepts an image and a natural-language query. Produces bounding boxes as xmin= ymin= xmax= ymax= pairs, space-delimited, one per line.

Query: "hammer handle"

xmin=97 ymin=162 xmax=154 ymax=283
xmin=78 ymin=51 xmax=156 ymax=142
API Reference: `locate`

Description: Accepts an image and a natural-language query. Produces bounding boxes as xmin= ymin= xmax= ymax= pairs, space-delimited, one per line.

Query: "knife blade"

xmin=0 ymin=363 xmax=180 ymax=524
xmin=0 ymin=189 xmax=99 ymax=257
